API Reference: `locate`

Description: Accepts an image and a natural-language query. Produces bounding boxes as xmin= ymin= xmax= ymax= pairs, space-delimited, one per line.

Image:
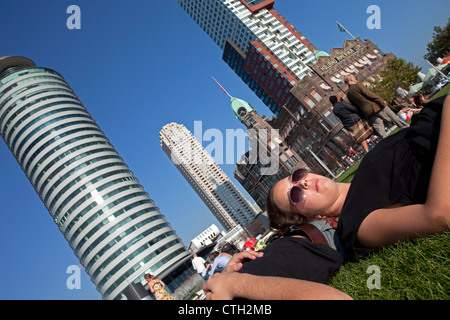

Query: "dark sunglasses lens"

xmin=290 ymin=186 xmax=306 ymax=203
xmin=292 ymin=168 xmax=307 ymax=183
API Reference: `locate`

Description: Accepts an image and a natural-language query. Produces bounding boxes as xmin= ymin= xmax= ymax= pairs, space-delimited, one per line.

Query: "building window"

xmin=324 ymin=111 xmax=340 ymax=126
xmin=319 ymin=118 xmax=332 ymax=131
xmin=304 ymin=97 xmax=315 ymax=108
xmin=285 ymin=160 xmax=294 ymax=169
xmin=311 ymin=90 xmax=322 ymax=102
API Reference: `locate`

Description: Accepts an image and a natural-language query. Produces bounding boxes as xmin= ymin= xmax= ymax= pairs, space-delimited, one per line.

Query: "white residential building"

xmin=178 ymin=0 xmax=315 ymax=80
xmin=188 ymin=224 xmax=221 ymax=252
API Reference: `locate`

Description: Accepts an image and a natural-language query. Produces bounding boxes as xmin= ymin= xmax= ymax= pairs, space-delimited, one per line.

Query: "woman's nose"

xmin=293 ymin=177 xmax=308 ymax=189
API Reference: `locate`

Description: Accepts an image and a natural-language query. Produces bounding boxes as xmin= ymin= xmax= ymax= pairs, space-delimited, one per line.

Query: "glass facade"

xmin=223 ymin=40 xmax=281 ymax=114
xmin=0 ymin=58 xmax=189 ymax=300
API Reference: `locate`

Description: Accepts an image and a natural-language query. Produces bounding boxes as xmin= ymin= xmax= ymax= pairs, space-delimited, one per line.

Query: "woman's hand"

xmin=223 ymin=251 xmax=264 ymax=273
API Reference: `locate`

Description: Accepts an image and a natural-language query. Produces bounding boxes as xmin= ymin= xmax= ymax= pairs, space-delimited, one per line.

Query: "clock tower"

xmin=231 ymin=96 xmax=255 ymax=122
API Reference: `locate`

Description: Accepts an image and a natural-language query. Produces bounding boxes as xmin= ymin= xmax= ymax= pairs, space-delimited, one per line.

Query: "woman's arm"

xmin=209 ymin=259 xmax=220 ymax=276
xmin=203 ymin=272 xmax=352 ymax=300
xmin=358 ymin=95 xmax=450 ymax=248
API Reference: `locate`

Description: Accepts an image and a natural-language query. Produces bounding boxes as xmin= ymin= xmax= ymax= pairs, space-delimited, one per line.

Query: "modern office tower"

xmin=160 ymin=122 xmax=258 ymax=231
xmin=178 ymin=0 xmax=317 ymax=114
xmin=0 ymin=56 xmax=188 ymax=300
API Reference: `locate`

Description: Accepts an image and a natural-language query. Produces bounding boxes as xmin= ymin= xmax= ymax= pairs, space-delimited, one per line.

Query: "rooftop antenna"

xmin=211 ymin=76 xmax=232 ymax=98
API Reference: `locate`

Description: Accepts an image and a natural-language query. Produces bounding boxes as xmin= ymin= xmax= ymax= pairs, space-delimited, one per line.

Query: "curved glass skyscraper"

xmin=0 ymin=56 xmax=188 ymax=300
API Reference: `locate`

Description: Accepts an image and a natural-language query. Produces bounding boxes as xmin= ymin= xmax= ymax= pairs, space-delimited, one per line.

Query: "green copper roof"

xmin=313 ymin=49 xmax=329 ymax=59
xmin=230 ymin=97 xmax=254 ymax=121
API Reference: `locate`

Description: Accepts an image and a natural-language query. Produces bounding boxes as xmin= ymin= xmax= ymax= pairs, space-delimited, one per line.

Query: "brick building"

xmin=271 ymin=38 xmax=396 ymax=176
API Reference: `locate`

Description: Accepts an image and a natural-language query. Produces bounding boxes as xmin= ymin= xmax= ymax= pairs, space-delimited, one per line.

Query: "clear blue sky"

xmin=0 ymin=0 xmax=448 ymax=300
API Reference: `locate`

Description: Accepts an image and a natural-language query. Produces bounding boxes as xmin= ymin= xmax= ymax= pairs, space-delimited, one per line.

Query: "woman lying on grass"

xmin=203 ymin=94 xmax=450 ymax=300
xmin=268 ymin=93 xmax=450 ymax=260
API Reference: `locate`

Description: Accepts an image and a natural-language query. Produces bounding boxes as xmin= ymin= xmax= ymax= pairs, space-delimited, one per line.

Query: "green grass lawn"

xmin=431 ymin=82 xmax=450 ymax=99
xmin=335 ymin=160 xmax=361 ymax=183
xmin=330 ymin=232 xmax=449 ymax=300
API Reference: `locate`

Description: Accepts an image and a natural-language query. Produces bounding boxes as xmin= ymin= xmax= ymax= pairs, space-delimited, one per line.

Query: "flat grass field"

xmin=330 ymin=231 xmax=449 ymax=300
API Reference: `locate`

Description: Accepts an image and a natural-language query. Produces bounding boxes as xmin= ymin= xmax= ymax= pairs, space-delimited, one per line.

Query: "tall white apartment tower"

xmin=178 ymin=0 xmax=318 ymax=114
xmin=160 ymin=123 xmax=258 ymax=231
xmin=0 ymin=57 xmax=189 ymax=300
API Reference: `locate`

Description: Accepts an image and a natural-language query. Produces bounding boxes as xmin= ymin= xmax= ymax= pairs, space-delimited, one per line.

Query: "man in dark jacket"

xmin=344 ymin=74 xmax=408 ymax=138
xmin=330 ymin=96 xmax=372 ymax=153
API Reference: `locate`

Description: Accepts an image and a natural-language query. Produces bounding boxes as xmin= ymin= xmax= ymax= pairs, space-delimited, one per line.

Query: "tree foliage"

xmin=368 ymin=58 xmax=421 ymax=103
xmin=424 ymin=18 xmax=450 ymax=63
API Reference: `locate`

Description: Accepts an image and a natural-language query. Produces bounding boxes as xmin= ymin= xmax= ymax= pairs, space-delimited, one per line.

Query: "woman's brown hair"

xmin=266 ymin=184 xmax=307 ymax=234
xmin=209 ymin=251 xmax=220 ymax=261
xmin=144 ymin=273 xmax=156 ymax=280
xmin=413 ymin=94 xmax=429 ymax=107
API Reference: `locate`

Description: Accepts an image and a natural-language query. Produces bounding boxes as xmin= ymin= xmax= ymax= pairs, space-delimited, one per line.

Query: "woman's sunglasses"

xmin=288 ymin=168 xmax=308 ymax=205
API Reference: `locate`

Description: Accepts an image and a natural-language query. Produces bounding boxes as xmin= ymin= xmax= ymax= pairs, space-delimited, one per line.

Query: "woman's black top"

xmin=238 ymin=220 xmax=344 ymax=284
xmin=337 ymin=96 xmax=445 ymax=259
